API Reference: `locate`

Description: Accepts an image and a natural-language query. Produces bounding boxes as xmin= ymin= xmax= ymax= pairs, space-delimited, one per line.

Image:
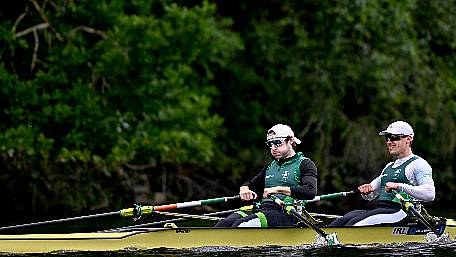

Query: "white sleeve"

xmin=400 ymin=157 xmax=435 ymax=201
xmin=361 ymin=176 xmax=381 ymax=201
xmin=361 ymin=165 xmax=388 ymax=201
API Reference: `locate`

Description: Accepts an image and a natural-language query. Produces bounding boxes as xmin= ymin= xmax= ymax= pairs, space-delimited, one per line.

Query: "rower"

xmin=215 ymin=124 xmax=318 ymax=227
xmin=329 ymin=121 xmax=435 ymax=227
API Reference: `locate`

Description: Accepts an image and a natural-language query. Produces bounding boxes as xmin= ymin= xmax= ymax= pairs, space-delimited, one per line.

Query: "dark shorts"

xmin=328 ymin=201 xmax=404 ymax=227
xmin=215 ymin=201 xmax=295 ymax=227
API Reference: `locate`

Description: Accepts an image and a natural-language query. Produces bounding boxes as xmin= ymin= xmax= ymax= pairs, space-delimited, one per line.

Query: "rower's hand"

xmin=239 ymin=186 xmax=258 ymax=201
xmin=384 ymin=182 xmax=400 ymax=192
xmin=358 ymin=184 xmax=374 ymax=194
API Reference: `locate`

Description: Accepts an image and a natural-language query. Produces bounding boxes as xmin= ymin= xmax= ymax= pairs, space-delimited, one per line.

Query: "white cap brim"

xmin=379 ymin=128 xmax=402 ymax=135
xmin=294 ymin=137 xmax=301 ymax=144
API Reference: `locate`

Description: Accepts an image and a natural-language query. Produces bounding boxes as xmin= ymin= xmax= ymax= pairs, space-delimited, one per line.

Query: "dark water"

xmin=2 ymin=243 xmax=456 ymax=257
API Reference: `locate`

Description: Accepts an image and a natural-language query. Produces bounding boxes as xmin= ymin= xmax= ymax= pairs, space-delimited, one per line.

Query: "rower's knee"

xmin=214 ymin=213 xmax=244 ymax=227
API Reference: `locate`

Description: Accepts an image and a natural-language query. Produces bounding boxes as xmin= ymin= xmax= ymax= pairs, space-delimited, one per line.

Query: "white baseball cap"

xmin=378 ymin=121 xmax=414 ymax=136
xmin=267 ymin=124 xmax=301 ymax=144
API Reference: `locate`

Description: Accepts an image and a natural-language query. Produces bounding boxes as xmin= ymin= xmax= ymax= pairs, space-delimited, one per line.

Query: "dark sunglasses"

xmin=265 ymin=138 xmax=287 ymax=148
xmin=384 ymin=134 xmax=407 ymax=142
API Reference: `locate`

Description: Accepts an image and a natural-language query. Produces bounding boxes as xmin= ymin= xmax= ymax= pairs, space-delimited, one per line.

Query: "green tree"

xmin=0 ymin=0 xmax=241 ymax=219
xmin=212 ymin=0 xmax=456 ymax=210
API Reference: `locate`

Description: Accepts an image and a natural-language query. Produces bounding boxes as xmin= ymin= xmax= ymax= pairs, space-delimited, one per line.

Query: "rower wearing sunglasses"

xmin=215 ymin=124 xmax=318 ymax=227
xmin=329 ymin=120 xmax=435 ymax=227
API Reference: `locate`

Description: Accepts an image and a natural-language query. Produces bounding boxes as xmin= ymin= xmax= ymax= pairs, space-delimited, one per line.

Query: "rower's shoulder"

xmin=300 ymin=156 xmax=316 ymax=165
xmin=299 ymin=158 xmax=317 ymax=175
xmin=410 ymin=155 xmax=432 ymax=170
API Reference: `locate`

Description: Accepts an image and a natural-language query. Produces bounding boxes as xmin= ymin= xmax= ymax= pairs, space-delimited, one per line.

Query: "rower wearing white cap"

xmin=329 ymin=120 xmax=435 ymax=227
xmin=215 ymin=124 xmax=318 ymax=227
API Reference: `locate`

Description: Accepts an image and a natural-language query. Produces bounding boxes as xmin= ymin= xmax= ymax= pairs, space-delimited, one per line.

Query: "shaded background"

xmin=1 ymin=0 xmax=456 ymax=225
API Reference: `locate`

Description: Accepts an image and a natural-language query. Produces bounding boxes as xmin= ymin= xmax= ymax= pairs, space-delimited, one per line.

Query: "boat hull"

xmin=1 ymin=220 xmax=455 ymax=253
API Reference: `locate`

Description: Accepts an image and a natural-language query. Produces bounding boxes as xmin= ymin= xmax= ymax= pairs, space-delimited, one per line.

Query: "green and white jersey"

xmin=264 ymin=152 xmax=307 ymax=203
xmin=363 ymin=154 xmax=435 ymax=202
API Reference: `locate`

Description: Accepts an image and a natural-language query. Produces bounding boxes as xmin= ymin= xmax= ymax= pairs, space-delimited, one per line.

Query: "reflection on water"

xmin=2 ymin=243 xmax=456 ymax=257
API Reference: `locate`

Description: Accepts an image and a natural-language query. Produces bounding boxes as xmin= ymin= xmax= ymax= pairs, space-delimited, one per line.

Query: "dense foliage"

xmin=1 ymin=0 xmax=455 ymax=221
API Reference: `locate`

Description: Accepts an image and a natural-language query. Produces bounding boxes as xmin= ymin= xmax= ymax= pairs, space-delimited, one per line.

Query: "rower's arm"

xmin=361 ymin=176 xmax=381 ymax=201
xmin=361 ymin=164 xmax=390 ymax=201
xmin=241 ymin=165 xmax=267 ymax=197
xmin=400 ymin=183 xmax=435 ymax=201
xmin=289 ymin=159 xmax=318 ymax=200
xmin=400 ymin=159 xmax=435 ymax=201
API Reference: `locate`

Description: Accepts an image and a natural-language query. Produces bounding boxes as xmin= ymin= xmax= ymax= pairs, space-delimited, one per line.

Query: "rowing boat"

xmin=1 ymin=193 xmax=453 ymax=253
xmin=0 ymin=218 xmax=455 ymax=253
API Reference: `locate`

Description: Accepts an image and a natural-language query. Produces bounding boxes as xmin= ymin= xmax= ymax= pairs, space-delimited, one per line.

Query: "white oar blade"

xmin=314 ymin=232 xmax=339 ymax=246
xmin=424 ymin=232 xmax=452 ymax=244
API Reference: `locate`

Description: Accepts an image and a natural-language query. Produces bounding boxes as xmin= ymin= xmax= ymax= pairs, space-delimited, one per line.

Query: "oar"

xmin=302 ymin=190 xmax=358 ymax=204
xmin=270 ymin=195 xmax=339 ymax=246
xmin=121 ymin=195 xmax=240 ymax=219
xmin=153 ymin=211 xmax=223 ymax=221
xmin=0 ymin=195 xmax=240 ymax=231
xmin=105 ymin=209 xmax=240 ymax=232
xmin=392 ymin=190 xmax=441 ymax=236
xmin=297 ymin=190 xmax=359 ymax=224
xmin=0 ymin=211 xmax=120 ymax=232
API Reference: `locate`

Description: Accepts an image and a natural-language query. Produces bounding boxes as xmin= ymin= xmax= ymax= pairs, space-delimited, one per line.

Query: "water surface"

xmin=3 ymin=243 xmax=456 ymax=257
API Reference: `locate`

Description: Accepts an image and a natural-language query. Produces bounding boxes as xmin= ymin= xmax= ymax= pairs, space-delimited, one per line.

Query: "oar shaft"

xmin=155 ymin=211 xmax=223 ymax=221
xmin=392 ymin=190 xmax=441 ymax=235
xmin=104 ymin=209 xmax=239 ymax=232
xmin=268 ymin=195 xmax=329 ymax=238
xmin=161 ymin=196 xmax=238 ymax=212
xmin=404 ymin=201 xmax=440 ymax=235
xmin=304 ymin=190 xmax=357 ymax=204
xmin=286 ymin=206 xmax=328 ymax=238
xmin=120 ymin=196 xmax=239 ymax=216
xmin=0 ymin=195 xmax=239 ymax=232
xmin=0 ymin=211 xmax=120 ymax=231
